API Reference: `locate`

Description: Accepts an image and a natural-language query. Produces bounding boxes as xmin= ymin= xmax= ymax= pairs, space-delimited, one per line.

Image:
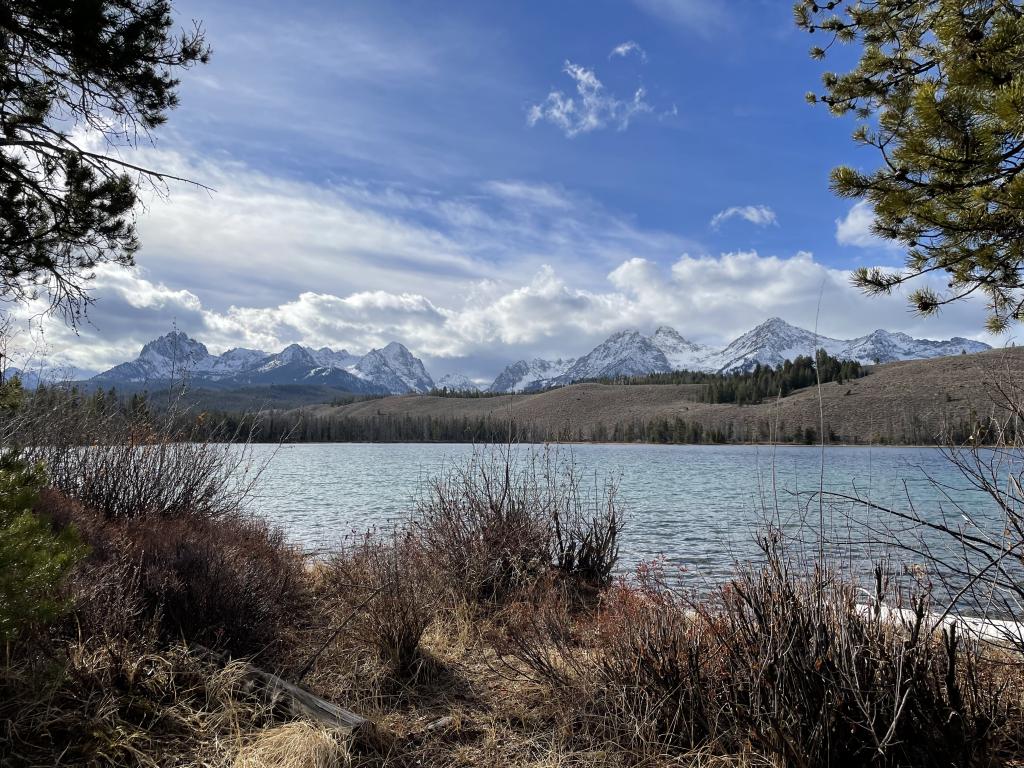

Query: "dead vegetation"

xmin=4 ymin=391 xmax=1024 ymax=766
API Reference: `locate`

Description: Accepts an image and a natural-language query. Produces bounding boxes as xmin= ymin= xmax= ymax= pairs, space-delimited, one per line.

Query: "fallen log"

xmin=191 ymin=644 xmax=393 ymax=753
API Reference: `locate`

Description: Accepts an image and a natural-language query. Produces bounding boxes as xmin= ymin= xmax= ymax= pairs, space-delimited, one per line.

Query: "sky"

xmin=15 ymin=0 xmax=1015 ymax=383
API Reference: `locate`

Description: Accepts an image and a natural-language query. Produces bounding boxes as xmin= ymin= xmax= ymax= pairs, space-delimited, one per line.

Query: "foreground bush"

xmin=325 ymin=529 xmax=438 ymax=676
xmin=40 ymin=489 xmax=310 ymax=665
xmin=501 ymin=542 xmax=1024 ymax=767
xmin=414 ymin=446 xmax=623 ymax=605
xmin=11 ymin=387 xmax=261 ymax=521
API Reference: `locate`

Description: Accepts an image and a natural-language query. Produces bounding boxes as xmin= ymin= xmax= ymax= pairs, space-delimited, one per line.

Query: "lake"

xmin=246 ymin=443 xmax=1011 ymax=587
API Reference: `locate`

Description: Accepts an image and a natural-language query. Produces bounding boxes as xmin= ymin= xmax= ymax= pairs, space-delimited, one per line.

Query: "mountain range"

xmin=89 ymin=332 xmax=432 ymax=395
xmin=77 ymin=318 xmax=991 ymax=397
xmin=486 ymin=318 xmax=990 ymax=392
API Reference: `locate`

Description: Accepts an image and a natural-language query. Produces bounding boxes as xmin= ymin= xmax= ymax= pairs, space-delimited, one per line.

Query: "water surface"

xmin=247 ymin=443 xmax=1005 ymax=585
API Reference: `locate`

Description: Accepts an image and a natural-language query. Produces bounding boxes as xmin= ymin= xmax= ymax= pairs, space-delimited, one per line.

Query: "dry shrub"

xmin=500 ymin=540 xmax=1024 ymax=767
xmin=498 ymin=561 xmax=721 ymax=759
xmin=705 ymin=543 xmax=1014 ymax=768
xmin=39 ymin=489 xmax=311 ymax=665
xmin=324 ymin=528 xmax=438 ymax=677
xmin=593 ymin=572 xmax=723 ymax=754
xmin=11 ymin=387 xmax=262 ymax=521
xmin=413 ymin=446 xmax=623 ymax=606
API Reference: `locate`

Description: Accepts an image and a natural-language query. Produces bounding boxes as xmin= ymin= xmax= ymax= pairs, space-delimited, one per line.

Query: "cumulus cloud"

xmin=609 ymin=41 xmax=647 ymax=61
xmin=21 ymin=249 xmax=997 ymax=382
xmin=835 ymin=200 xmax=902 ymax=250
xmin=710 ymin=205 xmax=778 ymax=230
xmin=527 ymin=61 xmax=653 ymax=137
xmin=15 ymin=142 xmax=995 ymax=382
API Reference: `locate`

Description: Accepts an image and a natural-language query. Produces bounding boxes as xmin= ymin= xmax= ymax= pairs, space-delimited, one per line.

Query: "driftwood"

xmin=192 ymin=644 xmax=393 ymax=753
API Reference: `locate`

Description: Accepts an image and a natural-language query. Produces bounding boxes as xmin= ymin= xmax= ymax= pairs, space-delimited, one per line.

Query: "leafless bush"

xmin=498 ymin=559 xmax=723 ymax=758
xmin=707 ymin=536 xmax=1013 ymax=766
xmin=324 ymin=528 xmax=438 ymax=677
xmin=499 ymin=535 xmax=1021 ymax=766
xmin=812 ymin=374 xmax=1024 ymax=654
xmin=8 ymin=386 xmax=263 ymax=521
xmin=413 ymin=446 xmax=623 ymax=605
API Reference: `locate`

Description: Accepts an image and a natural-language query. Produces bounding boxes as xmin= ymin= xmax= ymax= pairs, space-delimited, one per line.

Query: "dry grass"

xmin=232 ymin=722 xmax=351 ymax=768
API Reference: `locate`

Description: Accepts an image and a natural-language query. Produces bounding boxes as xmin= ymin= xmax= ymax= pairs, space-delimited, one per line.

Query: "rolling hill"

xmin=295 ymin=346 xmax=1024 ymax=445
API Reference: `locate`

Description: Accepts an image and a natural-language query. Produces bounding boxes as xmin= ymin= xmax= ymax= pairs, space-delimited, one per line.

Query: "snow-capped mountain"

xmin=352 ymin=342 xmax=433 ymax=394
xmin=311 ymin=347 xmax=360 ymax=369
xmin=487 ymin=357 xmax=575 ymax=393
xmin=705 ymin=319 xmax=990 ymax=372
xmin=553 ymin=330 xmax=672 ymax=384
xmin=839 ymin=329 xmax=987 ymax=364
xmin=650 ymin=326 xmax=716 ymax=370
xmin=91 ymin=332 xmax=435 ymax=395
xmin=486 ymin=319 xmax=992 ymax=392
xmin=435 ymin=373 xmax=479 ymax=393
xmin=204 ymin=347 xmax=267 ymax=377
xmin=95 ymin=331 xmax=213 ymax=383
xmin=86 ymin=319 xmax=993 ymax=399
xmin=704 ymin=318 xmax=836 ymax=372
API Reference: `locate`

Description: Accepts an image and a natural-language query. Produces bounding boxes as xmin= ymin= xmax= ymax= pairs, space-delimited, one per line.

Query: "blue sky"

xmin=22 ymin=0 xmax=1006 ymax=381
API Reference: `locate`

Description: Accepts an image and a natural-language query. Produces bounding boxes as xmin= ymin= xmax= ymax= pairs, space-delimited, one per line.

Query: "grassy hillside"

xmin=296 ymin=347 xmax=1024 ymax=445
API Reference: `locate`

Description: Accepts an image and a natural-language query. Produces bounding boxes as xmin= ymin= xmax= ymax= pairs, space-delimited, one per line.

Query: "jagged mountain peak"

xmin=271 ymin=343 xmax=317 ymax=366
xmin=92 ymin=331 xmax=436 ymax=395
xmin=487 ymin=357 xmax=575 ymax=393
xmin=487 ymin=320 xmax=993 ymax=392
xmin=354 ymin=343 xmax=433 ymax=393
xmin=139 ymin=330 xmax=210 ymax=364
xmin=555 ymin=329 xmax=671 ymax=383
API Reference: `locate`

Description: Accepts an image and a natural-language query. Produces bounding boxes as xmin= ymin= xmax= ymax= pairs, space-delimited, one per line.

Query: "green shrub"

xmin=0 ymin=453 xmax=83 ymax=640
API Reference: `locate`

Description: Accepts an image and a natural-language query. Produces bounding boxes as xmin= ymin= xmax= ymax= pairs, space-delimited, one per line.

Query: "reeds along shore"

xmin=2 ymin=393 xmax=1024 ymax=767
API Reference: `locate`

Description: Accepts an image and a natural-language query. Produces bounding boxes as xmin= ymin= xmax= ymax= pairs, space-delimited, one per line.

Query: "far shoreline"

xmin=251 ymin=440 xmax=951 ymax=450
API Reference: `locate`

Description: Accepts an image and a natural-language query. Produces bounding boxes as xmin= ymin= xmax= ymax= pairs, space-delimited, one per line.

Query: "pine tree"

xmin=797 ymin=1 xmax=1024 ymax=332
xmin=0 ymin=378 xmax=83 ymax=639
xmin=0 ymin=1 xmax=210 ymax=321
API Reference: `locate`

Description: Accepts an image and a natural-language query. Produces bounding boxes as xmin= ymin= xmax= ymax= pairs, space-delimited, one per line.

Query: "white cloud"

xmin=710 ymin=205 xmax=777 ymax=229
xmin=835 ymin=201 xmax=902 ymax=250
xmin=14 ymin=143 xmax=995 ymax=382
xmin=609 ymin=41 xmax=647 ymax=61
xmin=21 ymin=250 xmax=996 ymax=382
xmin=527 ymin=61 xmax=653 ymax=137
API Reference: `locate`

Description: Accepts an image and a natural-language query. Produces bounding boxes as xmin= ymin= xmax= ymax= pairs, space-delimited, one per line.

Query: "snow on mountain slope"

xmin=312 ymin=347 xmax=360 ymax=369
xmin=488 ymin=358 xmax=575 ymax=393
xmin=89 ymin=320 xmax=994 ymax=399
xmin=488 ymin=319 xmax=993 ymax=390
xmin=93 ymin=331 xmax=213 ymax=383
xmin=352 ymin=342 xmax=434 ymax=393
xmin=838 ymin=330 xmax=989 ymax=364
xmin=435 ymin=373 xmax=479 ymax=392
xmin=201 ymin=347 xmax=267 ymax=377
xmin=91 ymin=333 xmax=435 ymax=394
xmin=704 ymin=318 xmax=844 ymax=372
xmin=650 ymin=326 xmax=716 ymax=370
xmin=258 ymin=343 xmax=317 ymax=372
xmin=554 ymin=330 xmax=671 ymax=383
